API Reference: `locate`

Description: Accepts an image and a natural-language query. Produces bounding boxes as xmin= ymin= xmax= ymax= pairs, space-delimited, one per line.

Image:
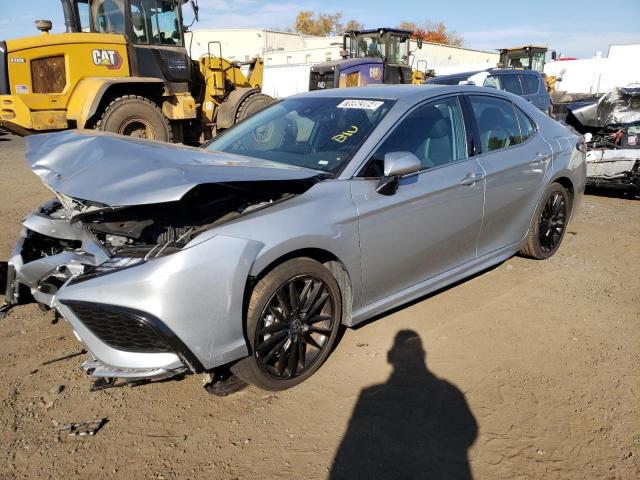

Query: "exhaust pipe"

xmin=60 ymin=0 xmax=79 ymax=33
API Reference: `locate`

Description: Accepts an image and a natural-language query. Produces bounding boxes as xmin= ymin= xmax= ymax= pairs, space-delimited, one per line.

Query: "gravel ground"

xmin=0 ymin=131 xmax=638 ymax=479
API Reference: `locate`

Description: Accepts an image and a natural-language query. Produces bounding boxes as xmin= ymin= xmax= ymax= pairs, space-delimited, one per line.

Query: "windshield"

xmin=352 ymin=34 xmax=407 ymax=64
xmin=206 ymin=97 xmax=395 ymax=174
xmin=505 ymin=50 xmax=545 ymax=71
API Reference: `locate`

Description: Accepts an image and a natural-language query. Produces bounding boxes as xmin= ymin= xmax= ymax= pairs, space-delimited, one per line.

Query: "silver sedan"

xmin=2 ymin=85 xmax=586 ymax=391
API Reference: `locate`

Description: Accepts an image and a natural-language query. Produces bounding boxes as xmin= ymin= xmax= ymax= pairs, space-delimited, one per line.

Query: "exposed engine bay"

xmin=0 ymin=129 xmax=329 ymax=316
xmin=4 ymin=179 xmax=316 ymax=311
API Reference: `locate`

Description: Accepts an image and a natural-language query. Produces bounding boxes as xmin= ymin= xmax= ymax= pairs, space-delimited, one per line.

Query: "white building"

xmin=186 ymin=29 xmax=500 ymax=98
xmin=545 ymin=44 xmax=640 ymax=95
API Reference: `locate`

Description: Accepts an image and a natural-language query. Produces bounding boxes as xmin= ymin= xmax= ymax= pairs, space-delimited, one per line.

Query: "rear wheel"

xmin=231 ymin=258 xmax=342 ymax=391
xmin=95 ymin=95 xmax=172 ymax=142
xmin=520 ymin=182 xmax=569 ymax=259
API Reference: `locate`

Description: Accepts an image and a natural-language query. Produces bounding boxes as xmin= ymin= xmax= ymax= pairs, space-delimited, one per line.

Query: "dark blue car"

xmin=428 ymin=69 xmax=553 ymax=115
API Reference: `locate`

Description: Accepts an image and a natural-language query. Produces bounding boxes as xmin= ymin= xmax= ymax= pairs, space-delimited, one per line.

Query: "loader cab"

xmin=67 ymin=0 xmax=192 ymax=84
xmin=309 ymin=28 xmax=415 ymax=90
xmin=344 ymin=28 xmax=412 ymax=66
xmin=498 ymin=46 xmax=548 ymax=72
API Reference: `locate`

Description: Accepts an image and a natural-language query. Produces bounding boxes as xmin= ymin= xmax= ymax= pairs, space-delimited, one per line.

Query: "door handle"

xmin=460 ymin=172 xmax=485 ymax=186
xmin=529 ymin=153 xmax=549 ymax=165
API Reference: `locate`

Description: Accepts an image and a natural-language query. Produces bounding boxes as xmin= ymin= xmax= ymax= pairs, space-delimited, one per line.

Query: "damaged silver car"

xmin=565 ymin=85 xmax=640 ymax=191
xmin=1 ymin=86 xmax=586 ymax=392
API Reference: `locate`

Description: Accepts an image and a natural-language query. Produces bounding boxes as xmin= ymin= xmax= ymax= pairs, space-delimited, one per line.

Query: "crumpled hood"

xmin=25 ymin=130 xmax=322 ymax=207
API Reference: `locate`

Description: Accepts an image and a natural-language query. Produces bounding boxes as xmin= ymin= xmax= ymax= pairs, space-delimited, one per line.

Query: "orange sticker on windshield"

xmin=332 ymin=125 xmax=359 ymax=143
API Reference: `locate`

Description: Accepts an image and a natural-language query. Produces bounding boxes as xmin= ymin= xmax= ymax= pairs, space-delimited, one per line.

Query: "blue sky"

xmin=1 ymin=0 xmax=638 ymax=58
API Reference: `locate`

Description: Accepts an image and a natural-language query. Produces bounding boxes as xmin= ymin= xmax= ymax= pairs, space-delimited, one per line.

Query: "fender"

xmin=66 ymin=77 xmax=166 ymax=128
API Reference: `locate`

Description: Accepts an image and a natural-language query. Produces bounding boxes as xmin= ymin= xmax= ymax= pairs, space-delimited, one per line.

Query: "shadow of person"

xmin=330 ymin=330 xmax=478 ymax=480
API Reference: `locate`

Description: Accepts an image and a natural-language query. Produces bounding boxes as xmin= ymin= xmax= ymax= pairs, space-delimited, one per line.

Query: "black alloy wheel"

xmin=520 ymin=182 xmax=570 ymax=260
xmin=255 ymin=275 xmax=336 ymax=380
xmin=538 ymin=190 xmax=567 ymax=254
xmin=231 ymin=258 xmax=342 ymax=391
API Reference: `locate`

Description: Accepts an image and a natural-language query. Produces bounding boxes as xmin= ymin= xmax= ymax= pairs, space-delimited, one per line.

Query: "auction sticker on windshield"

xmin=337 ymin=99 xmax=384 ymax=110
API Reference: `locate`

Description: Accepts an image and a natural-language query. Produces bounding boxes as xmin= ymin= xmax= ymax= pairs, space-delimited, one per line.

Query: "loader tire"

xmin=234 ymin=93 xmax=275 ymax=124
xmin=95 ymin=95 xmax=172 ymax=142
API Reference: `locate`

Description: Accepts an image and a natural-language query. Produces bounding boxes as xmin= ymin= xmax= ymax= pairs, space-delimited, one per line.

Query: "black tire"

xmin=234 ymin=93 xmax=275 ymax=123
xmin=95 ymin=95 xmax=172 ymax=142
xmin=231 ymin=258 xmax=342 ymax=391
xmin=520 ymin=182 xmax=570 ymax=259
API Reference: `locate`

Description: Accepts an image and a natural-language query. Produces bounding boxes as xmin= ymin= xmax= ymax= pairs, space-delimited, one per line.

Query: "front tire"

xmin=231 ymin=258 xmax=342 ymax=391
xmin=235 ymin=93 xmax=275 ymax=123
xmin=520 ymin=182 xmax=569 ymax=259
xmin=95 ymin=95 xmax=172 ymax=142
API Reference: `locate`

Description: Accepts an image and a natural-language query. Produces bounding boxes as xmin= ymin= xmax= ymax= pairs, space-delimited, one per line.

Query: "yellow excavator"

xmin=0 ymin=0 xmax=274 ymax=143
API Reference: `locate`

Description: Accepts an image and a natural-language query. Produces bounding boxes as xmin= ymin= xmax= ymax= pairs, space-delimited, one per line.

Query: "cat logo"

xmin=92 ymin=49 xmax=123 ymax=70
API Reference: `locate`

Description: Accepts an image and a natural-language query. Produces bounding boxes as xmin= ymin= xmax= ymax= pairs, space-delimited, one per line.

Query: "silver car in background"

xmin=2 ymin=85 xmax=586 ymax=391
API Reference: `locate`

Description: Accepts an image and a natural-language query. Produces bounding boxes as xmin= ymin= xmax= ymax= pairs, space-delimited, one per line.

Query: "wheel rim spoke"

xmin=308 ymin=292 xmax=329 ymax=317
xmin=262 ymin=336 xmax=289 ymax=364
xmin=309 ymin=326 xmax=332 ymax=337
xmin=287 ymin=336 xmax=299 ymax=377
xmin=308 ymin=314 xmax=331 ymax=324
xmin=301 ymin=281 xmax=323 ymax=313
xmin=298 ymin=336 xmax=307 ymax=369
xmin=288 ymin=281 xmax=299 ymax=311
xmin=276 ymin=344 xmax=288 ymax=375
xmin=267 ymin=305 xmax=286 ymax=324
xmin=305 ymin=333 xmax=323 ymax=350
xmin=256 ymin=330 xmax=288 ymax=354
xmin=259 ymin=321 xmax=288 ymax=336
xmin=276 ymin=288 xmax=291 ymax=318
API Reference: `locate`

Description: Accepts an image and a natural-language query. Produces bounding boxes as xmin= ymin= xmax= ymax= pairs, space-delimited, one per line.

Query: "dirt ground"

xmin=0 ymin=131 xmax=638 ymax=479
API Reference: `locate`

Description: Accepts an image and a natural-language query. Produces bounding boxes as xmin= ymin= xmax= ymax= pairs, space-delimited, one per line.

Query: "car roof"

xmin=487 ymin=68 xmax=542 ymax=76
xmin=428 ymin=70 xmax=483 ymax=81
xmin=293 ymin=84 xmax=467 ymax=101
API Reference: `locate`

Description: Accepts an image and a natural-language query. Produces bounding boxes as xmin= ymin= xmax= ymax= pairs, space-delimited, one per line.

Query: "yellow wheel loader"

xmin=498 ymin=45 xmax=560 ymax=93
xmin=0 ymin=0 xmax=274 ymax=143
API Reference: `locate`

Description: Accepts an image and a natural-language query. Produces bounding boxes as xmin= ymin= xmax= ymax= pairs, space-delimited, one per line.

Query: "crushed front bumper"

xmin=586 ymin=149 xmax=640 ymax=190
xmin=4 ymin=204 xmax=262 ymax=381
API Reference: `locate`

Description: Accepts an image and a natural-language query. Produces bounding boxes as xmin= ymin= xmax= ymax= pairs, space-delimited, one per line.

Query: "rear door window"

xmin=499 ymin=75 xmax=523 ymax=95
xmin=469 ymin=96 xmax=522 ymax=152
xmin=514 ymin=106 xmax=536 ymax=142
xmin=521 ymin=74 xmax=540 ymax=94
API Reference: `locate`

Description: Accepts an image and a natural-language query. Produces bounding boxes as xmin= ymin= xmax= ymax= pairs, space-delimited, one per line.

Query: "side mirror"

xmin=417 ymin=38 xmax=423 ymax=49
xmin=376 ymin=152 xmax=421 ymax=195
xmin=551 ymin=50 xmax=557 ymax=61
xmin=191 ymin=0 xmax=199 ymax=22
